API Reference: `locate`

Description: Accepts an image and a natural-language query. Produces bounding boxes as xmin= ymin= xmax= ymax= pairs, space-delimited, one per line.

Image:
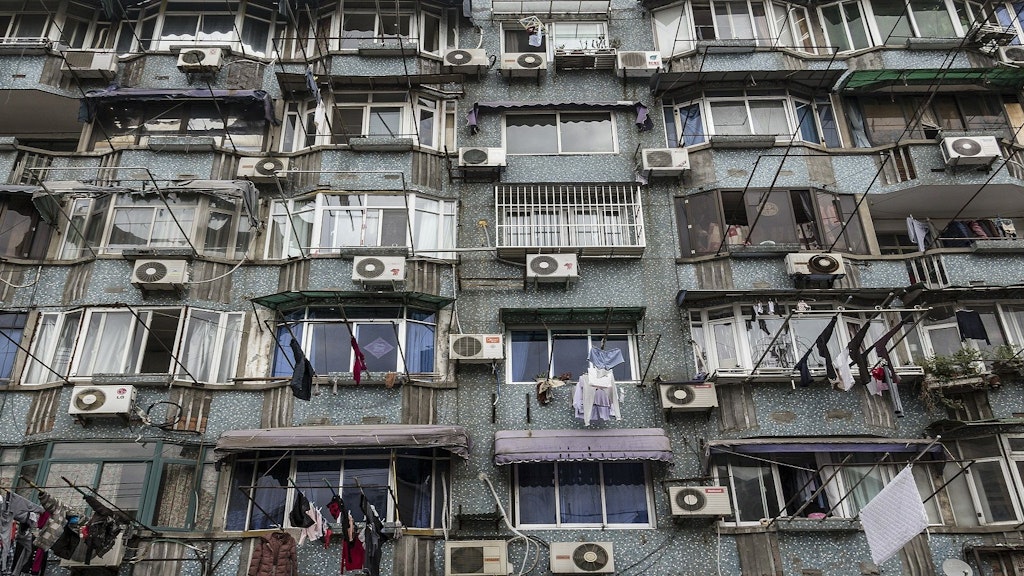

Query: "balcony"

xmin=494 ymin=183 xmax=645 ymax=259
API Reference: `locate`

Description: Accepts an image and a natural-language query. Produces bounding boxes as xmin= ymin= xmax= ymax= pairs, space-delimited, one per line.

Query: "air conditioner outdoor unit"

xmin=61 ymin=533 xmax=126 ymax=567
xmin=177 ymin=47 xmax=223 ymax=72
xmin=940 ymin=135 xmax=1001 ymax=166
xmin=659 ymin=381 xmax=718 ymax=411
xmin=68 ymin=385 xmax=137 ymax=417
xmin=131 ymin=259 xmax=189 ymax=290
xmin=449 ymin=334 xmax=504 ymax=362
xmin=458 ymin=147 xmax=507 ymax=168
xmin=237 ymin=157 xmax=290 ymax=181
xmin=784 ymin=253 xmax=846 ymax=278
xmin=352 ymin=256 xmax=407 ymax=284
xmin=445 ymin=540 xmax=508 ymax=576
xmin=60 ymin=51 xmax=118 ymax=79
xmin=616 ymin=51 xmax=662 ymax=76
xmin=550 ymin=542 xmax=615 ymax=574
xmin=998 ymin=45 xmax=1024 ymax=64
xmin=443 ymin=48 xmax=488 ymax=72
xmin=641 ymin=148 xmax=690 ymax=176
xmin=526 ymin=254 xmax=579 ymax=283
xmin=500 ymin=52 xmax=547 ymax=76
xmin=669 ymin=486 xmax=732 ymax=517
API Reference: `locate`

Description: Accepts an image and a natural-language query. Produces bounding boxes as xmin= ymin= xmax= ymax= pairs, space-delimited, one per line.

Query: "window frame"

xmin=665 ymin=92 xmax=840 ymax=147
xmin=506 ymin=326 xmax=639 ymax=384
xmin=512 ymin=461 xmax=656 ymax=529
xmin=503 ymin=111 xmax=618 ymax=155
xmin=137 ymin=0 xmax=276 ymax=56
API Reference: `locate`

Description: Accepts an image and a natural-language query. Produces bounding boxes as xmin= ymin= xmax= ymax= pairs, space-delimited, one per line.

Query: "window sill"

xmin=348 ymin=136 xmax=416 ymax=151
xmin=770 ymin=517 xmax=862 ymax=532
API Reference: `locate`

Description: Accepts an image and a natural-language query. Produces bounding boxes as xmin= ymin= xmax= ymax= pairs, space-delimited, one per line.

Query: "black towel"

xmin=956 ymin=310 xmax=990 ymax=345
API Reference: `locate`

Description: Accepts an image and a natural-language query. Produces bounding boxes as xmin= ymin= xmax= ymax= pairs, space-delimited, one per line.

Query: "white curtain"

xmin=183 ymin=311 xmax=217 ymax=383
xmin=83 ymin=312 xmax=134 ymax=374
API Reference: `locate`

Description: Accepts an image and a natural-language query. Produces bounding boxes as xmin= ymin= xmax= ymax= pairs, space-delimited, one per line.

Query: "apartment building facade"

xmin=0 ymin=0 xmax=1023 ymax=574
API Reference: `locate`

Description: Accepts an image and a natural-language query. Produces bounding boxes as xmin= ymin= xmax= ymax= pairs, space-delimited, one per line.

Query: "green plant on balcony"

xmin=918 ymin=347 xmax=998 ymax=412
xmin=986 ymin=344 xmax=1024 ymax=377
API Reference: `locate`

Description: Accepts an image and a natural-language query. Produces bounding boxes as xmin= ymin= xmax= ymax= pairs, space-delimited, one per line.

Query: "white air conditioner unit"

xmin=444 ymin=48 xmax=488 ymax=72
xmin=177 ymin=47 xmax=223 ymax=72
xmin=526 ymin=254 xmax=579 ymax=283
xmin=669 ymin=486 xmax=732 ymax=517
xmin=61 ymin=533 xmax=126 ymax=568
xmin=458 ymin=147 xmax=506 ymax=168
xmin=500 ymin=52 xmax=547 ymax=76
xmin=68 ymin=385 xmax=137 ymax=417
xmin=61 ymin=51 xmax=118 ymax=79
xmin=998 ymin=45 xmax=1024 ymax=64
xmin=237 ymin=156 xmax=290 ymax=182
xmin=550 ymin=542 xmax=615 ymax=574
xmin=940 ymin=135 xmax=1001 ymax=166
xmin=445 ymin=540 xmax=508 ymax=576
xmin=450 ymin=334 xmax=504 ymax=362
xmin=352 ymin=256 xmax=407 ymax=284
xmin=659 ymin=381 xmax=718 ymax=411
xmin=784 ymin=252 xmax=846 ymax=278
xmin=131 ymin=259 xmax=189 ymax=290
xmin=616 ymin=51 xmax=662 ymax=76
xmin=641 ymin=148 xmax=690 ymax=176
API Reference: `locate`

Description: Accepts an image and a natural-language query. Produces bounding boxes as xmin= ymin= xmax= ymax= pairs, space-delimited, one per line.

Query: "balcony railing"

xmin=495 ymin=183 xmax=645 ymax=258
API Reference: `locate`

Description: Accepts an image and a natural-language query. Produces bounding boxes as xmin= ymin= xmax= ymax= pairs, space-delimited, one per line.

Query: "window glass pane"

xmin=871 ymin=0 xmax=913 ymax=43
xmin=109 ymin=207 xmax=152 ymax=249
xmin=295 ymin=460 xmax=341 ymax=512
xmin=749 ymin=100 xmax=789 ymax=135
xmin=308 ymin=323 xmax=353 ymax=374
xmin=592 ymin=335 xmax=632 ymax=381
xmin=511 ymin=330 xmax=549 ymax=381
xmin=654 ymin=8 xmax=688 ymax=56
xmin=506 ymin=114 xmax=558 ymax=154
xmin=78 ymin=311 xmax=135 ymax=375
xmin=816 ymin=100 xmax=841 ymax=147
xmin=343 ymin=459 xmax=389 ymax=522
xmin=358 ymin=323 xmax=400 ymax=372
xmin=250 ymin=461 xmax=289 ymax=529
xmin=341 ymin=13 xmax=375 ymax=48
xmin=406 ymin=322 xmax=435 ymax=373
xmin=730 ymin=464 xmax=776 ymax=521
xmin=844 ymin=2 xmax=870 ymax=48
xmin=0 ymin=313 xmax=24 ymax=381
xmin=682 ymin=192 xmax=722 ymax=255
xmin=45 ymin=462 xmax=99 ymax=514
xmin=396 ymin=457 xmax=434 ymax=528
xmin=225 ymin=460 xmax=254 ymax=530
xmin=796 ymin=101 xmax=821 ymax=143
xmin=710 ymin=101 xmax=751 ymax=135
xmin=745 ymin=190 xmax=798 ymax=245
xmin=603 ymin=463 xmax=648 ymax=524
xmin=910 ymin=0 xmax=956 ymax=36
xmin=332 ymin=108 xmax=365 ymax=144
xmin=559 ymin=113 xmax=614 ymax=153
xmin=558 ymin=462 xmax=603 ymax=524
xmin=841 ymin=464 xmax=885 ymax=515
xmin=368 ymin=107 xmax=402 ymax=137
xmin=971 ymin=461 xmax=1016 ymax=522
xmin=518 ymin=463 xmax=557 ymax=524
xmin=552 ymin=332 xmax=589 ymax=380
xmin=821 ymin=5 xmax=851 ymax=51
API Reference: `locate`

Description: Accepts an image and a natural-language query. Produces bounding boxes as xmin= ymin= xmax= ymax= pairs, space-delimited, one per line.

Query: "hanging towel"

xmin=844 ymin=321 xmax=873 ymax=385
xmin=869 ymin=322 xmax=906 ymax=384
xmin=351 ymin=337 xmax=368 ymax=385
xmin=289 ymin=339 xmax=314 ymax=401
xmin=834 ymin=348 xmax=856 ymax=391
xmin=955 ymin=310 xmax=990 ymax=344
xmin=793 ymin=316 xmax=838 ymax=387
xmin=860 ymin=466 xmax=929 ymax=566
xmin=588 ymin=347 xmax=625 ymax=370
xmin=905 ymin=217 xmax=931 ymax=251
xmin=289 ymin=492 xmax=314 ymax=529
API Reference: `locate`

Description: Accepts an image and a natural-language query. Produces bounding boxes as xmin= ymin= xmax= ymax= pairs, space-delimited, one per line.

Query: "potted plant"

xmin=919 ymin=348 xmax=999 ymax=410
xmin=986 ymin=344 xmax=1024 ymax=377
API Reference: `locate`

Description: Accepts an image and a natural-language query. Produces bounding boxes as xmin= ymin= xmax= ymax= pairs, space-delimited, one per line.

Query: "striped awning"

xmin=493 ymin=428 xmax=673 ymax=465
xmin=215 ymin=425 xmax=471 ymax=460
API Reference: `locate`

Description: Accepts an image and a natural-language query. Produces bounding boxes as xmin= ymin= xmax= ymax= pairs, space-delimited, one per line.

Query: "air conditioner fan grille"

xmin=517 ymin=53 xmax=543 ymax=68
xmin=450 ymin=546 xmax=485 ymax=574
xmin=462 ymin=148 xmax=490 ymax=164
xmin=572 ymin=543 xmax=610 ymax=572
xmin=136 ymin=262 xmax=168 ymax=282
xmin=529 ymin=255 xmax=560 ymax=275
xmin=74 ymin=388 xmax=107 ymax=412
xmin=180 ymin=50 xmax=207 ymax=64
xmin=355 ymin=258 xmax=387 ymax=279
xmin=452 ymin=336 xmax=483 ymax=357
xmin=675 ymin=487 xmax=707 ymax=512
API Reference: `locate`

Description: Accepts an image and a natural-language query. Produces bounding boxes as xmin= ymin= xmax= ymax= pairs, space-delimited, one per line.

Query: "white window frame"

xmin=505 ymin=327 xmax=640 ymax=384
xmin=142 ymin=0 xmax=275 ymax=55
xmin=264 ymin=192 xmax=457 ymax=259
xmin=22 ymin=311 xmax=82 ymax=386
xmin=177 ymin=309 xmax=244 ymax=385
xmin=339 ymin=10 xmax=414 ymax=50
xmin=512 ymin=461 xmax=656 ymax=529
xmin=818 ymin=0 xmax=873 ymax=52
xmin=955 ymin=437 xmax=1023 ymax=525
xmin=667 ymin=92 xmax=840 ymax=146
xmin=861 ymin=0 xmax=964 ymax=43
xmin=653 ymin=2 xmax=694 ymax=57
xmin=550 ymin=21 xmax=609 ymax=51
xmin=503 ymin=111 xmax=619 ymax=155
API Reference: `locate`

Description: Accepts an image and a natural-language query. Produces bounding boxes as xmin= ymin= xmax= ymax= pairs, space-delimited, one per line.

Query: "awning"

xmin=837 ymin=68 xmax=1024 ymax=92
xmin=79 ymin=86 xmax=276 ymax=124
xmin=707 ymin=437 xmax=943 ymax=456
xmin=490 ymin=0 xmax=611 ymax=18
xmin=651 ymin=69 xmax=846 ymax=98
xmin=469 ymin=101 xmax=651 ymax=132
xmin=500 ymin=306 xmax=646 ymax=325
xmin=926 ymin=417 xmax=1024 ymax=436
xmin=251 ymin=290 xmax=455 ymax=311
xmin=675 ymin=288 xmax=899 ymax=308
xmin=901 ymin=284 xmax=1024 ymax=307
xmin=215 ymin=424 xmax=471 ymax=460
xmin=278 ymin=72 xmax=465 ymax=95
xmin=493 ymin=428 xmax=673 ymax=465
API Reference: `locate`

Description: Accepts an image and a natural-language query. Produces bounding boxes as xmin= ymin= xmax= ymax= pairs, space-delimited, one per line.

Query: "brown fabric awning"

xmin=215 ymin=424 xmax=471 ymax=460
xmin=493 ymin=428 xmax=673 ymax=465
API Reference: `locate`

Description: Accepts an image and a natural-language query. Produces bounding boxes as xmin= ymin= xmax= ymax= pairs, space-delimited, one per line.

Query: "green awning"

xmin=500 ymin=306 xmax=646 ymax=325
xmin=251 ymin=290 xmax=454 ymax=311
xmin=838 ymin=67 xmax=1024 ymax=92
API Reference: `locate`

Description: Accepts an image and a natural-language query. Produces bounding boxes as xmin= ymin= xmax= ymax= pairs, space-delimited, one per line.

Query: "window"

xmin=503 ymin=24 xmax=546 ymax=52
xmin=17 ymin=441 xmax=213 ymax=530
xmin=0 ymin=193 xmax=54 ymax=260
xmin=869 ymin=0 xmax=958 ymax=43
xmin=272 ymin=306 xmax=437 ymax=376
xmin=225 ymin=449 xmax=450 ymax=531
xmin=508 ymin=327 xmax=636 ymax=383
xmin=265 ymin=192 xmax=456 ymax=259
xmin=902 ymin=304 xmax=1008 ymax=365
xmin=514 ymin=461 xmax=653 ymax=527
xmin=819 ymin=0 xmax=872 ymax=51
xmin=59 ymin=193 xmax=251 ymax=259
xmin=951 ymin=437 xmax=1021 ymax=524
xmin=139 ymin=0 xmax=274 ymax=55
xmin=505 ymin=112 xmax=616 ymax=154
xmin=852 ymin=94 xmax=1011 ymax=146
xmin=715 ymin=450 xmax=943 ymax=525
xmin=0 ymin=313 xmax=26 ymax=384
xmin=653 ymin=0 xmax=819 ymax=56
xmin=91 ymin=100 xmax=268 ymax=152
xmin=327 ymin=92 xmax=454 ymax=149
xmin=495 ymin=183 xmax=644 ymax=254
xmin=0 ymin=1 xmax=57 ymax=40
xmin=665 ymin=92 xmax=840 ymax=147
xmin=22 ymin=308 xmax=243 ymax=385
xmin=550 ymin=22 xmax=608 ymax=50
xmin=675 ymin=189 xmax=866 ymax=257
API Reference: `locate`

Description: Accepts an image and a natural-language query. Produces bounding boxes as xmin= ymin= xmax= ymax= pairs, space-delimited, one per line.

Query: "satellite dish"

xmin=941 ymin=558 xmax=974 ymax=576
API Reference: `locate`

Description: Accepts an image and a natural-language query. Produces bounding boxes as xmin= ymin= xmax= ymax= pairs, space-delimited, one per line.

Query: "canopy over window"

xmin=0 ymin=185 xmax=60 ymax=225
xmin=215 ymin=424 xmax=471 ymax=460
xmin=79 ymin=86 xmax=276 ymax=124
xmin=500 ymin=306 xmax=645 ymax=325
xmin=837 ymin=68 xmax=1024 ymax=92
xmin=493 ymin=428 xmax=673 ymax=465
xmin=251 ymin=290 xmax=454 ymax=311
xmin=707 ymin=437 xmax=943 ymax=456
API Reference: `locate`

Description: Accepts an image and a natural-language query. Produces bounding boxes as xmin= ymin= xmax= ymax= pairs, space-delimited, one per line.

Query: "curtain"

xmin=405 ymin=323 xmax=434 ymax=373
xmin=511 ymin=330 xmax=548 ymax=381
xmin=84 ymin=312 xmax=134 ymax=374
xmin=517 ymin=463 xmax=556 ymax=524
xmin=396 ymin=457 xmax=433 ymax=528
xmin=24 ymin=314 xmax=57 ymax=384
xmin=602 ymin=463 xmax=648 ymax=524
xmin=558 ymin=462 xmax=602 ymax=524
xmin=217 ymin=314 xmax=243 ymax=383
xmin=183 ymin=311 xmax=217 ymax=383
